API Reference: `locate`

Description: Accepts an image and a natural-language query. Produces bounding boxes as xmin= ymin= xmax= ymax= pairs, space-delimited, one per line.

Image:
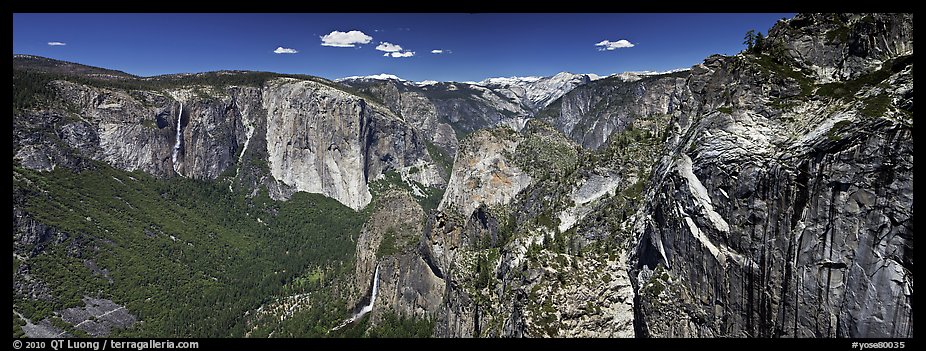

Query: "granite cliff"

xmin=12 ymin=13 xmax=912 ymax=338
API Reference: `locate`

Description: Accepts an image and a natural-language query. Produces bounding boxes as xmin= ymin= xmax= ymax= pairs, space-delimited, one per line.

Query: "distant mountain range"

xmin=12 ymin=13 xmax=913 ymax=339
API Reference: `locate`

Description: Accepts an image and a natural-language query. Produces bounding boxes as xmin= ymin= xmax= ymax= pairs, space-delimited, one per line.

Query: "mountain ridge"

xmin=12 ymin=12 xmax=913 ymax=339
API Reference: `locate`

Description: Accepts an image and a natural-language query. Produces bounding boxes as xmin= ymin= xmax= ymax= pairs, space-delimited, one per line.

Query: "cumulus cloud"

xmin=374 ymin=42 xmax=414 ymax=58
xmin=430 ymin=49 xmax=452 ymax=54
xmin=47 ymin=41 xmax=66 ymax=46
xmin=384 ymin=51 xmax=415 ymax=58
xmin=375 ymin=42 xmax=403 ymax=52
xmin=273 ymin=46 xmax=298 ymax=54
xmin=595 ymin=39 xmax=635 ymax=51
xmin=320 ymin=30 xmax=373 ymax=47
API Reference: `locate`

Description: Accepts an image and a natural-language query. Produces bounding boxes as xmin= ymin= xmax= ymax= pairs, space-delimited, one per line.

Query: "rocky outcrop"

xmin=351 ymin=190 xmax=444 ymax=324
xmin=536 ymin=71 xmax=690 ymax=149
xmin=11 ymin=12 xmax=913 ymax=339
xmin=630 ymin=13 xmax=913 ymax=338
xmin=422 ymin=205 xmax=637 ymax=338
xmin=526 ymin=250 xmax=636 ymax=337
xmin=767 ymin=13 xmax=914 ymax=82
xmin=419 ymin=117 xmax=643 ymax=337
xmin=421 ymin=12 xmax=913 ymax=339
xmin=438 ymin=128 xmax=532 ymax=219
xmin=57 ymin=298 xmax=136 ymax=337
xmin=373 ymin=254 xmax=445 ymax=323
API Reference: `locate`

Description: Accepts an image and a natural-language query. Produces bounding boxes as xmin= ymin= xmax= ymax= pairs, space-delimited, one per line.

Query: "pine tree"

xmin=754 ymin=32 xmax=765 ymax=54
xmin=743 ymin=29 xmax=756 ymax=51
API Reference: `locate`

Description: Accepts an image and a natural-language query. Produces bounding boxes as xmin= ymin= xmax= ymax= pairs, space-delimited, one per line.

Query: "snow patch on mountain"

xmin=479 ymin=72 xmax=595 ymax=112
xmin=336 ymin=73 xmax=406 ymax=82
xmin=480 ymin=76 xmax=543 ymax=86
xmin=605 ymin=68 xmax=691 ymax=82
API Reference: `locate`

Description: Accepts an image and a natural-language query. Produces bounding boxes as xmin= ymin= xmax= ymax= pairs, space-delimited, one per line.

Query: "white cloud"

xmin=376 ymin=42 xmax=414 ymax=58
xmin=385 ymin=51 xmax=415 ymax=58
xmin=320 ymin=30 xmax=373 ymax=47
xmin=47 ymin=41 xmax=66 ymax=46
xmin=273 ymin=46 xmax=298 ymax=54
xmin=595 ymin=39 xmax=635 ymax=51
xmin=375 ymin=42 xmax=403 ymax=52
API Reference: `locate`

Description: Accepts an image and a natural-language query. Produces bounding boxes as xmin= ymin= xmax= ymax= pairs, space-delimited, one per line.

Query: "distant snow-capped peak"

xmin=606 ymin=68 xmax=691 ymax=82
xmin=476 ymin=72 xmax=597 ymax=111
xmin=525 ymin=72 xmax=595 ymax=109
xmin=333 ymin=69 xmax=687 ymax=112
xmin=478 ymin=76 xmax=543 ymax=87
xmin=336 ymin=73 xmax=406 ymax=82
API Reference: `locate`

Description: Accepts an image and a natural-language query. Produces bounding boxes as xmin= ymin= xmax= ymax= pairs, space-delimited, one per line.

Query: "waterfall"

xmin=234 ymin=101 xmax=254 ymax=180
xmin=330 ymin=265 xmax=380 ymax=332
xmin=356 ymin=265 xmax=380 ymax=317
xmin=171 ymin=103 xmax=183 ymax=175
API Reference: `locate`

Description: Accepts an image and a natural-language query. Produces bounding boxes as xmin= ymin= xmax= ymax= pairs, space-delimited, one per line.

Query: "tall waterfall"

xmin=330 ymin=265 xmax=380 ymax=332
xmin=356 ymin=265 xmax=380 ymax=317
xmin=171 ymin=103 xmax=183 ymax=175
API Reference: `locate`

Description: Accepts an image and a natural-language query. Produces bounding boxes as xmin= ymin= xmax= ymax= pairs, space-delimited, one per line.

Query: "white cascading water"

xmin=330 ymin=265 xmax=380 ymax=332
xmin=171 ymin=103 xmax=183 ymax=175
xmin=357 ymin=265 xmax=380 ymax=316
xmin=234 ymin=101 xmax=254 ymax=179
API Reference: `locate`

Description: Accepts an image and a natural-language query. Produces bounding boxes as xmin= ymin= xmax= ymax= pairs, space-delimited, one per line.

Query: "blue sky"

xmin=13 ymin=13 xmax=792 ymax=82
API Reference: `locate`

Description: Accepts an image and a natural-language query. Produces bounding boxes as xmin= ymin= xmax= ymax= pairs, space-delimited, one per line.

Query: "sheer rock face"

xmin=262 ymin=79 xmax=377 ymax=210
xmin=14 ymin=77 xmax=438 ymax=211
xmin=339 ymin=79 xmax=461 ymax=157
xmin=352 ymin=191 xmax=444 ymax=323
xmin=339 ymin=78 xmax=535 ymax=158
xmin=767 ymin=13 xmax=914 ymax=82
xmin=424 ymin=13 xmax=912 ymax=338
xmin=12 ymin=13 xmax=913 ymax=339
xmin=636 ymin=116 xmax=912 ymax=338
xmin=631 ymin=13 xmax=913 ymax=338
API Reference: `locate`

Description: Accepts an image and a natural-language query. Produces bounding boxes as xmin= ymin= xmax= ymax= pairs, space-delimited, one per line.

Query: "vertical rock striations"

xmin=13 ymin=73 xmax=440 ymax=211
xmin=630 ymin=13 xmax=913 ymax=338
xmin=11 ymin=13 xmax=913 ymax=338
